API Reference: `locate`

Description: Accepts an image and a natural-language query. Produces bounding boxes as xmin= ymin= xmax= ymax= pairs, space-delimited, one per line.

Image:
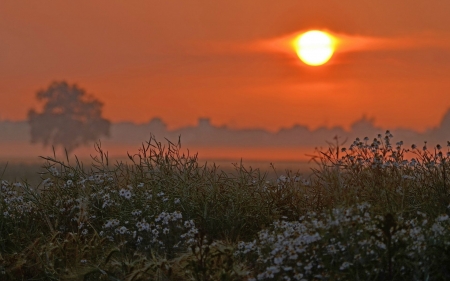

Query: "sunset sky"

xmin=2 ymin=1 xmax=450 ymax=133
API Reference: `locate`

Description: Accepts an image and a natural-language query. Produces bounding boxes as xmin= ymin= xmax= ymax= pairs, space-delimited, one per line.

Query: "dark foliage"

xmin=28 ymin=81 xmax=110 ymax=153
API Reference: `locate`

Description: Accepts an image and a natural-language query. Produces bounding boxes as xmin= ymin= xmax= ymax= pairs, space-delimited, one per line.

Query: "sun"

xmin=294 ymin=30 xmax=335 ymax=66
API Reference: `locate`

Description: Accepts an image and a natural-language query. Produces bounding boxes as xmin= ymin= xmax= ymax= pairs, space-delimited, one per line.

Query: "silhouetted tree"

xmin=28 ymin=81 xmax=110 ymax=153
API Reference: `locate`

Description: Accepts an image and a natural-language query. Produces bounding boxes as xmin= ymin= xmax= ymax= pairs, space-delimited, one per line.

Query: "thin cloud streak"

xmin=247 ymin=30 xmax=450 ymax=62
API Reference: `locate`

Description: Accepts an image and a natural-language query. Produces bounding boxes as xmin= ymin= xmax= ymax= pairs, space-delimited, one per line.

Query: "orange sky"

xmin=2 ymin=1 xmax=450 ymax=132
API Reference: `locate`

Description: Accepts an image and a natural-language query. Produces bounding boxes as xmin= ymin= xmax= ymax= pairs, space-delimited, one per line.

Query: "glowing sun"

xmin=295 ymin=30 xmax=335 ymax=66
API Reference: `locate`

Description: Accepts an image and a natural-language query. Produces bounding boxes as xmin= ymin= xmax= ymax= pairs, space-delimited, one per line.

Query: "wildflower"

xmin=12 ymin=182 xmax=23 ymax=188
xmin=80 ymin=259 xmax=87 ymax=264
xmin=265 ymin=266 xmax=280 ymax=278
xmin=157 ymin=192 xmax=165 ymax=197
xmin=375 ymin=240 xmax=386 ymax=249
xmin=273 ymin=254 xmax=284 ymax=266
xmin=81 ymin=229 xmax=88 ymax=235
xmin=437 ymin=214 xmax=449 ymax=222
xmin=131 ymin=210 xmax=142 ymax=216
xmin=437 ymin=144 xmax=442 ymax=150
xmin=431 ymin=223 xmax=445 ymax=236
xmin=304 ymin=263 xmax=313 ymax=271
xmin=173 ymin=211 xmax=182 ymax=220
xmin=137 ymin=182 xmax=144 ymax=188
xmin=277 ymin=175 xmax=288 ymax=183
xmin=50 ymin=166 xmax=59 ymax=176
xmin=117 ymin=226 xmax=128 ymax=235
xmin=174 ymin=198 xmax=181 ymax=204
xmin=124 ymin=190 xmax=132 ymax=199
xmin=340 ymin=262 xmax=352 ymax=270
xmin=119 ymin=188 xmax=127 ymax=197
xmin=66 ymin=179 xmax=73 ymax=187
xmin=163 ymin=228 xmax=169 ymax=234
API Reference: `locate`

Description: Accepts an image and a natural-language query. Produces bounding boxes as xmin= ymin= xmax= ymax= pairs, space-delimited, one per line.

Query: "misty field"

xmin=1 ymin=132 xmax=450 ymax=280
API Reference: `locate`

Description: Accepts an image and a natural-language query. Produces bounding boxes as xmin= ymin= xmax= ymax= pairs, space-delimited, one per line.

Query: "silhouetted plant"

xmin=27 ymin=81 xmax=110 ymax=153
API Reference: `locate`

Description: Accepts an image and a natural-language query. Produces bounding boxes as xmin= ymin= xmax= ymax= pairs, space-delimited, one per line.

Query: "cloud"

xmin=246 ymin=30 xmax=450 ymax=64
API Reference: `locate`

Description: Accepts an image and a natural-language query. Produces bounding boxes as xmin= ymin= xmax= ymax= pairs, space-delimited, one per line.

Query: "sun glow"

xmin=294 ymin=30 xmax=336 ymax=66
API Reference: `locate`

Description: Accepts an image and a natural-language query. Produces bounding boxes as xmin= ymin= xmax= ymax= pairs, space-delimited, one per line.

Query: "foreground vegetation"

xmin=1 ymin=132 xmax=450 ymax=280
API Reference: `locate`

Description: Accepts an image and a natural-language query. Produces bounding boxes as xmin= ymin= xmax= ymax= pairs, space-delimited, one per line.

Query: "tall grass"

xmin=1 ymin=132 xmax=450 ymax=280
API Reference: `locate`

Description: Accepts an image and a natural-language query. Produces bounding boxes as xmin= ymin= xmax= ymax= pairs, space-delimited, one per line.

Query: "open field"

xmin=1 ymin=133 xmax=450 ymax=280
xmin=0 ymin=159 xmax=314 ymax=189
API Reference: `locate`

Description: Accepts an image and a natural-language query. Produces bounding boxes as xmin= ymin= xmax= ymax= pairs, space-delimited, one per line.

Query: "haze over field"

xmin=2 ymin=110 xmax=450 ymax=162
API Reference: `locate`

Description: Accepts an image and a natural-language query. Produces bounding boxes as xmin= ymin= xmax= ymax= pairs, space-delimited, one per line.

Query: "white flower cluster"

xmin=237 ymin=203 xmax=450 ymax=280
xmin=337 ymin=132 xmax=450 ymax=174
xmin=1 ymin=180 xmax=34 ymax=219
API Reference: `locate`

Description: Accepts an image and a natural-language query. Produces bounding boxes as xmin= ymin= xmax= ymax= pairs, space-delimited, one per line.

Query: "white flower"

xmin=132 ymin=210 xmax=142 ymax=216
xmin=340 ymin=262 xmax=352 ymax=270
xmin=124 ymin=190 xmax=132 ymax=200
xmin=117 ymin=226 xmax=128 ymax=234
xmin=437 ymin=214 xmax=449 ymax=222
xmin=277 ymin=175 xmax=288 ymax=184
xmin=431 ymin=223 xmax=445 ymax=236
xmin=50 ymin=166 xmax=59 ymax=176
xmin=304 ymin=263 xmax=313 ymax=271
xmin=272 ymin=256 xmax=285 ymax=267
xmin=172 ymin=211 xmax=182 ymax=220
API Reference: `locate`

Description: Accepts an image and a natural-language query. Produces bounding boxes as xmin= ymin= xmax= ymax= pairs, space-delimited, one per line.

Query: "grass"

xmin=1 ymin=132 xmax=450 ymax=280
